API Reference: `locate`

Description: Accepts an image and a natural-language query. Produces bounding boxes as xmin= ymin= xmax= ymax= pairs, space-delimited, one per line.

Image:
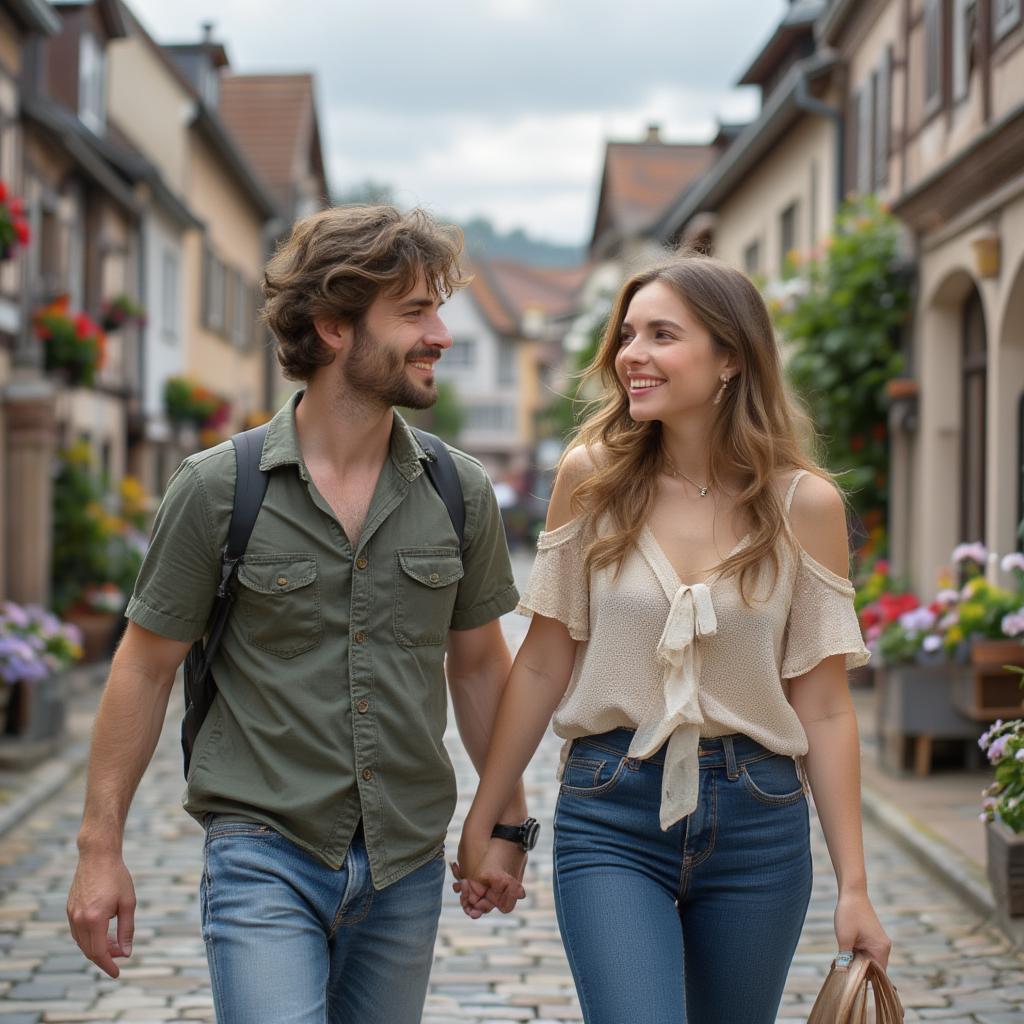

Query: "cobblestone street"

xmin=0 ymin=558 xmax=1022 ymax=1022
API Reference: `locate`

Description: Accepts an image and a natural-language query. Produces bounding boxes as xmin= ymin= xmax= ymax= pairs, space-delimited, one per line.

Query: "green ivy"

xmin=772 ymin=197 xmax=911 ymax=523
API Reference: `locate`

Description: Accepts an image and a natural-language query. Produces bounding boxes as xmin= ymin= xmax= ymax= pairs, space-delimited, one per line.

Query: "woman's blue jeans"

xmin=553 ymin=729 xmax=813 ymax=1024
xmin=200 ymin=819 xmax=444 ymax=1024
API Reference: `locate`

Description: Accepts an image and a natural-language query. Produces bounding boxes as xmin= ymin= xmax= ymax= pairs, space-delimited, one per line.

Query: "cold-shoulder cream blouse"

xmin=515 ymin=470 xmax=870 ymax=830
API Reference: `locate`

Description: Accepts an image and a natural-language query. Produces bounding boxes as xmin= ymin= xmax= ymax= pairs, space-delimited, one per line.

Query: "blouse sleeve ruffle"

xmin=781 ymin=548 xmax=871 ymax=679
xmin=515 ymin=517 xmax=589 ymax=641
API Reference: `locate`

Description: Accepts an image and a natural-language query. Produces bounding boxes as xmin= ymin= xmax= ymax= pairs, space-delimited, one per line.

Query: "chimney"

xmin=201 ymin=21 xmax=216 ymax=44
xmin=645 ymin=123 xmax=662 ymax=143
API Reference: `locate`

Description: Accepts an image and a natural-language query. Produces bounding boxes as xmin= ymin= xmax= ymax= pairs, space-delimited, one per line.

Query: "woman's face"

xmin=614 ymin=281 xmax=733 ymax=424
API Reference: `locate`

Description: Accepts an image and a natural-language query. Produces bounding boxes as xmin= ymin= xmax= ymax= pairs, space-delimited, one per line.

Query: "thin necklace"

xmin=662 ymin=450 xmax=711 ymax=497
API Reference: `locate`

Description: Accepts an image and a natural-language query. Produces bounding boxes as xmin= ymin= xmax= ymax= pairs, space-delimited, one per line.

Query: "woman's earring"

xmin=713 ymin=374 xmax=730 ymax=406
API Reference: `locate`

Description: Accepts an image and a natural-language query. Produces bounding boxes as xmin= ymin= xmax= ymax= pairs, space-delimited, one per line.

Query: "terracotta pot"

xmin=63 ymin=607 xmax=119 ymax=663
xmin=970 ymin=639 xmax=1024 ymax=668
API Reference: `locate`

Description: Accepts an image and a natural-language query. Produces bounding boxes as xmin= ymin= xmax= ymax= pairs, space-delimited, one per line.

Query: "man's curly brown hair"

xmin=261 ymin=205 xmax=470 ymax=381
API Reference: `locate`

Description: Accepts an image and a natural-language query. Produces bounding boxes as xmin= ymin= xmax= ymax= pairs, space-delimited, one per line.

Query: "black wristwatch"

xmin=490 ymin=817 xmax=540 ymax=852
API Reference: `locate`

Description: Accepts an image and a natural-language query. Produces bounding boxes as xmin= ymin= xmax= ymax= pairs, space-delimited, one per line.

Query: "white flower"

xmin=936 ymin=589 xmax=961 ymax=607
xmin=1016 ymin=749 xmax=1024 ymax=762
xmin=922 ymin=635 xmax=942 ymax=653
xmin=1002 ymin=610 xmax=1024 ymax=638
xmin=953 ymin=541 xmax=988 ymax=565
xmin=1001 ymin=552 xmax=1024 ymax=574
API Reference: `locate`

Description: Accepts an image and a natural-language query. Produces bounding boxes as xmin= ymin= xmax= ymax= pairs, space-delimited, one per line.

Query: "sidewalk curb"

xmin=0 ymin=738 xmax=91 ymax=839
xmin=860 ymin=779 xmax=995 ymax=919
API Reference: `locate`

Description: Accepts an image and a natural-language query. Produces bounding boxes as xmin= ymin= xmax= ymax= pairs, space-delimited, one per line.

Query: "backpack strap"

xmin=412 ymin=428 xmax=466 ymax=551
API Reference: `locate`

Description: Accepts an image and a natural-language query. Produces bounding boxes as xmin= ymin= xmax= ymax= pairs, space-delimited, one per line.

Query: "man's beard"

xmin=342 ymin=322 xmax=437 ymax=410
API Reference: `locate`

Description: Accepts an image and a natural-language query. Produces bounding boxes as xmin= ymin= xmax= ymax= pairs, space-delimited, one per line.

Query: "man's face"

xmin=342 ymin=270 xmax=452 ymax=410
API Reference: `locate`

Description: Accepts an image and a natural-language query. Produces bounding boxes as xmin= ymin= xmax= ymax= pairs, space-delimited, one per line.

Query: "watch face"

xmin=523 ymin=818 xmax=540 ymax=851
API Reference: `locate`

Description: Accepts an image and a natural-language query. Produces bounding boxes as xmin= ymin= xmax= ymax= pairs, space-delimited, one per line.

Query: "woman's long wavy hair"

xmin=567 ymin=253 xmax=828 ymax=602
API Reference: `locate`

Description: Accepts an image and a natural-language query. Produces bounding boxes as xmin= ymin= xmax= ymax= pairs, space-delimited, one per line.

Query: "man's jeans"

xmin=200 ymin=819 xmax=444 ymax=1023
xmin=553 ymin=729 xmax=813 ymax=1024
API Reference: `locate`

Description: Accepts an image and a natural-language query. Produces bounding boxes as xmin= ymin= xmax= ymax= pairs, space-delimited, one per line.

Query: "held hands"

xmin=67 ymin=852 xmax=136 ymax=978
xmin=451 ymin=825 xmax=527 ymax=918
xmin=834 ymin=889 xmax=892 ymax=968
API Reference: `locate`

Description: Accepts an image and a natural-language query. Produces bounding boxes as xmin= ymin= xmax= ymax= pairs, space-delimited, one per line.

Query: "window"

xmin=497 ymin=338 xmax=517 ymax=387
xmin=924 ymin=0 xmax=944 ymax=117
xmin=161 ymin=248 xmax=179 ymax=342
xmin=466 ymin=403 xmax=516 ymax=432
xmin=857 ymin=85 xmax=873 ymax=194
xmin=203 ymin=245 xmax=226 ymax=333
xmin=78 ymin=32 xmax=106 ymax=134
xmin=229 ymin=269 xmax=248 ymax=348
xmin=445 ymin=338 xmax=476 ymax=368
xmin=873 ymin=48 xmax=892 ymax=189
xmin=743 ymin=240 xmax=761 ymax=276
xmin=779 ymin=203 xmax=798 ymax=277
xmin=961 ymin=288 xmax=987 ymax=547
xmin=953 ymin=0 xmax=977 ymax=102
xmin=994 ymin=0 xmax=1022 ymax=40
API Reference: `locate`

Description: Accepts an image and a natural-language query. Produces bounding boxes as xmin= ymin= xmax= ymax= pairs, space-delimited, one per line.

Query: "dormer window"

xmin=79 ymin=31 xmax=106 ymax=134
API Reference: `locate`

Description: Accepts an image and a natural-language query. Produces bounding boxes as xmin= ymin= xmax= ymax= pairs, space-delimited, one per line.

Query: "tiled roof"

xmin=591 ymin=140 xmax=717 ymax=249
xmin=467 ymin=259 xmax=588 ymax=336
xmin=219 ymin=74 xmax=325 ymax=205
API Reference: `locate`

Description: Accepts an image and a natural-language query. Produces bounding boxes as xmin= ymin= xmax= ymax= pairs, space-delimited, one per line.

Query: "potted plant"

xmin=0 ymin=601 xmax=82 ymax=761
xmin=0 ymin=180 xmax=30 ymax=260
xmin=51 ymin=445 xmax=149 ymax=660
xmin=33 ymin=296 xmax=107 ymax=387
xmin=980 ymin=682 xmax=1024 ymax=926
xmin=164 ymin=376 xmax=228 ymax=430
xmin=100 ymin=293 xmax=147 ymax=333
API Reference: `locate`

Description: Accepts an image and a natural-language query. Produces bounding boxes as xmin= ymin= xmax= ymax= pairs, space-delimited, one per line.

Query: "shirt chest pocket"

xmin=236 ymin=553 xmax=322 ymax=658
xmin=393 ymin=548 xmax=465 ymax=647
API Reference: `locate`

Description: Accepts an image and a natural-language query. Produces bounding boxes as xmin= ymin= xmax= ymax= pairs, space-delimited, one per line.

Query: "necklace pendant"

xmin=698 ymin=487 xmax=709 ymax=497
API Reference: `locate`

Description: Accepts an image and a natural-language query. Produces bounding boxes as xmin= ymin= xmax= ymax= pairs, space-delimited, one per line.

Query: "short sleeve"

xmin=780 ymin=548 xmax=870 ymax=679
xmin=449 ymin=463 xmax=519 ymax=631
xmin=515 ymin=518 xmax=589 ymax=641
xmin=125 ymin=460 xmax=222 ymax=643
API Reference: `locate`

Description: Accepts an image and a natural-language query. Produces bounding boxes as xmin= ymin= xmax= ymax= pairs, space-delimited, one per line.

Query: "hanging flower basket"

xmin=164 ymin=376 xmax=231 ymax=430
xmin=33 ymin=296 xmax=107 ymax=387
xmin=0 ymin=180 xmax=30 ymax=261
xmin=100 ymin=293 xmax=147 ymax=333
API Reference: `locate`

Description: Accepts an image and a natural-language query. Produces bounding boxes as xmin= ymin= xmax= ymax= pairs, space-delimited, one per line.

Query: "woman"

xmin=455 ymin=254 xmax=891 ymax=1024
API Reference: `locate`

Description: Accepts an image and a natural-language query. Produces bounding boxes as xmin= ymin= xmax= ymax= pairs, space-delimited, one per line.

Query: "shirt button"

xmin=429 ymin=572 xmax=440 ymax=583
xmin=362 ymin=768 xmax=374 ymax=781
xmin=356 ymin=557 xmax=368 ymax=570
xmin=276 ymin=576 xmax=288 ymax=586
xmin=357 ymin=699 xmax=370 ymax=714
xmin=354 ymin=631 xmax=366 ymax=644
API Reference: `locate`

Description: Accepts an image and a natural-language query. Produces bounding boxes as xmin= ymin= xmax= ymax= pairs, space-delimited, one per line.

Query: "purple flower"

xmin=1 ymin=602 xmax=29 ymax=629
xmin=900 ymin=607 xmax=937 ymax=633
xmin=1002 ymin=610 xmax=1024 ymax=638
xmin=989 ymin=735 xmax=1010 ymax=762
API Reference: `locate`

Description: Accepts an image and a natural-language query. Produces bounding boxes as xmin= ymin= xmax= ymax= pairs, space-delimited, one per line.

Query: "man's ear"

xmin=312 ymin=318 xmax=353 ymax=354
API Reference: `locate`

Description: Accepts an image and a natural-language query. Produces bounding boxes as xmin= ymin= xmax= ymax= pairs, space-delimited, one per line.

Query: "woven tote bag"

xmin=805 ymin=953 xmax=904 ymax=1024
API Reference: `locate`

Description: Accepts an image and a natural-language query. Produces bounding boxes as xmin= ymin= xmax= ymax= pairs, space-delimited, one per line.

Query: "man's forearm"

xmin=77 ymin=656 xmax=176 ymax=855
xmin=448 ymin=653 xmax=529 ymax=824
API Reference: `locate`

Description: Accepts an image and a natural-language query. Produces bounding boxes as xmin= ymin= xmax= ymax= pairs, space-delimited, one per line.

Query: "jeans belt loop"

xmin=723 ymin=734 xmax=739 ymax=780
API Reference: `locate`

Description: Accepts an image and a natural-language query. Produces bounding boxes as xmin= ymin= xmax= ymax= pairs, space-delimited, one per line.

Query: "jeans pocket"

xmin=560 ymin=746 xmax=629 ymax=798
xmin=740 ymin=754 xmax=805 ymax=806
xmin=205 ymin=819 xmax=275 ymax=841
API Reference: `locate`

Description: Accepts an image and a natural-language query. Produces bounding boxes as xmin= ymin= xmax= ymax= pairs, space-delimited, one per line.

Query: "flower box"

xmin=987 ymin=817 xmax=1024 ymax=918
xmin=875 ymin=663 xmax=978 ymax=775
xmin=0 ymin=672 xmax=67 ymax=768
xmin=62 ymin=607 xmax=119 ymax=663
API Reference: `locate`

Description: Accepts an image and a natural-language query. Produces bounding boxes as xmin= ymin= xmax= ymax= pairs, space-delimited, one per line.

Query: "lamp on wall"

xmin=971 ymin=233 xmax=1001 ymax=279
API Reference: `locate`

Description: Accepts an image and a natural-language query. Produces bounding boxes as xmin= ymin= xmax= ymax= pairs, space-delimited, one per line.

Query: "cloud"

xmin=128 ymin=0 xmax=784 ymax=243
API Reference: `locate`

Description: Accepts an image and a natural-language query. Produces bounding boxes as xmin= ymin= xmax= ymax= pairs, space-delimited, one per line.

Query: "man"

xmin=67 ymin=206 xmax=530 ymax=1023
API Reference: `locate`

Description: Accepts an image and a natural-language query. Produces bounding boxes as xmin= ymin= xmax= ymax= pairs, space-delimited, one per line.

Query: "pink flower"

xmin=1002 ymin=610 xmax=1024 ymax=638
xmin=953 ymin=542 xmax=988 ymax=565
xmin=989 ymin=735 xmax=1010 ymax=762
xmin=936 ymin=589 xmax=960 ymax=607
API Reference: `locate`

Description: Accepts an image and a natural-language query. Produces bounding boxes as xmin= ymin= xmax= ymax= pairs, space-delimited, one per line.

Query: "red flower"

xmin=9 ymin=197 xmax=24 ymax=217
xmin=13 ymin=219 xmax=29 ymax=245
xmin=849 ymin=434 xmax=865 ymax=452
xmin=872 ymin=424 xmax=887 ymax=442
xmin=875 ymin=559 xmax=890 ymax=575
xmin=0 ymin=180 xmax=7 ymax=202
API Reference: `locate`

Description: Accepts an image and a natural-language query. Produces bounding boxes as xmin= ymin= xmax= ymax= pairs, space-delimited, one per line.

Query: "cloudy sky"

xmin=129 ymin=1 xmax=788 ymax=245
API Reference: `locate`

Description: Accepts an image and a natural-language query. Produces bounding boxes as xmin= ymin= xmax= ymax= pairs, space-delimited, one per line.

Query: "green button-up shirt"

xmin=126 ymin=392 xmax=518 ymax=886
